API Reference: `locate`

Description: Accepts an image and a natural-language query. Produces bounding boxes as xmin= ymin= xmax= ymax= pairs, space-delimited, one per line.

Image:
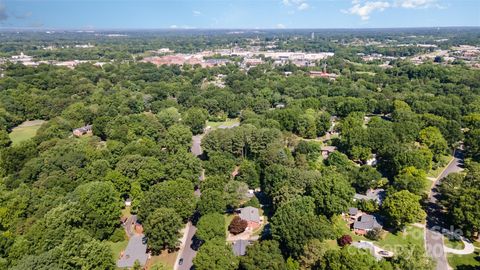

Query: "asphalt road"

xmin=425 ymin=149 xmax=464 ymax=270
xmin=177 ymin=223 xmax=197 ymax=270
xmin=178 ymin=123 xmax=239 ymax=270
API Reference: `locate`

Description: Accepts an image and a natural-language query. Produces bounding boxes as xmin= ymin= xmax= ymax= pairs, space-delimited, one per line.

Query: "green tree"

xmin=162 ymin=124 xmax=192 ymax=153
xmin=196 ymin=213 xmax=226 ymax=241
xmin=0 ymin=130 xmax=11 ymax=148
xmin=73 ymin=182 xmax=121 ymax=240
xmin=419 ymin=126 xmax=448 ymax=161
xmin=271 ymin=197 xmax=334 ymax=258
xmin=143 ymin=208 xmax=182 ymax=254
xmin=184 ymin=107 xmax=208 ymax=135
xmin=193 ymin=238 xmax=238 ymax=270
xmin=391 ymin=244 xmax=435 ymax=270
xmin=197 ymin=189 xmax=226 ymax=215
xmin=393 ymin=166 xmax=428 ymax=195
xmin=382 ymin=190 xmax=426 ymax=229
xmin=240 ymin=240 xmax=286 ymax=270
xmin=307 ymin=169 xmax=355 ymax=217
xmin=236 ymin=159 xmax=260 ymax=188
xmin=139 ymin=180 xmax=196 ymax=221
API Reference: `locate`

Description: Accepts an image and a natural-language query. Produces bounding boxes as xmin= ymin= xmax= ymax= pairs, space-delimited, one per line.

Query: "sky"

xmin=0 ymin=0 xmax=478 ymax=29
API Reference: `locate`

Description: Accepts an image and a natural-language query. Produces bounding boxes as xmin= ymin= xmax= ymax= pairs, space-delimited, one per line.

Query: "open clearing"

xmin=9 ymin=120 xmax=46 ymax=145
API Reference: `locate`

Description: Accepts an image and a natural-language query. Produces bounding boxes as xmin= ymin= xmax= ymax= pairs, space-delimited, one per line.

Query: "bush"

xmin=337 ymin=235 xmax=353 ymax=247
xmin=366 ymin=227 xmax=382 ymax=241
xmin=109 ymin=227 xmax=126 ymax=242
xmin=243 ymin=197 xmax=260 ymax=208
xmin=228 ymin=216 xmax=248 ymax=235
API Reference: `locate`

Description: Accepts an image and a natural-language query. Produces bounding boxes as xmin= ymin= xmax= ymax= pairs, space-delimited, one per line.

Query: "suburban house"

xmin=232 ymin=239 xmax=252 ymax=256
xmin=238 ymin=206 xmax=261 ymax=230
xmin=354 ymin=188 xmax=386 ymax=205
xmin=73 ymin=124 xmax=93 ymax=137
xmin=353 ymin=214 xmax=382 ymax=235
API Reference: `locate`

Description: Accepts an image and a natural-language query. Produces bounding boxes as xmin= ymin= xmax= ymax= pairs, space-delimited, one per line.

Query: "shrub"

xmin=337 ymin=235 xmax=353 ymax=247
xmin=366 ymin=227 xmax=382 ymax=241
xmin=228 ymin=216 xmax=248 ymax=235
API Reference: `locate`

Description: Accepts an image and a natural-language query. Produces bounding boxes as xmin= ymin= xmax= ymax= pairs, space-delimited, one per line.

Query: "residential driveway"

xmin=117 ymin=234 xmax=148 ymax=268
xmin=352 ymin=241 xmax=393 ymax=260
xmin=444 ymin=236 xmax=475 ymax=255
xmin=191 ymin=135 xmax=204 ymax=157
xmin=426 ymin=149 xmax=464 ymax=270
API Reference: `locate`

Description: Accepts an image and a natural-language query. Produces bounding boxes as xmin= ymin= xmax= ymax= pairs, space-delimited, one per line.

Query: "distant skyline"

xmin=0 ymin=0 xmax=478 ymax=29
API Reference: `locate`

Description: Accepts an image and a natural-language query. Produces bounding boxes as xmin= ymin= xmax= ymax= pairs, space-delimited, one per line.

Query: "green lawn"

xmin=444 ymin=237 xmax=465 ymax=250
xmin=447 ymin=250 xmax=480 ymax=270
xmin=224 ymin=214 xmax=234 ymax=236
xmin=106 ymin=240 xmax=129 ymax=262
xmin=375 ymin=226 xmax=424 ymax=250
xmin=206 ymin=118 xmax=239 ymax=129
xmin=427 ymin=155 xmax=453 ymax=178
xmin=147 ymin=250 xmax=178 ymax=270
xmin=9 ymin=120 xmax=46 ymax=145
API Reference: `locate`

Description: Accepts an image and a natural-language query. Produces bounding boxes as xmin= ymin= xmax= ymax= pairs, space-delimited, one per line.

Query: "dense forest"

xmin=0 ymin=29 xmax=479 ymax=270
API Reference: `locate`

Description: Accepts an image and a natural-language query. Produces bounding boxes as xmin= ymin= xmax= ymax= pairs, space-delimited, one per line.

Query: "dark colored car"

xmin=142 ymin=236 xmax=148 ymax=245
xmin=179 ymin=258 xmax=184 ymax=265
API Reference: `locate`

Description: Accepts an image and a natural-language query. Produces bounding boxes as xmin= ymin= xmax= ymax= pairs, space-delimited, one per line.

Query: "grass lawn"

xmin=444 ymin=237 xmax=465 ymax=250
xmin=375 ymin=226 xmax=424 ymax=250
xmin=9 ymin=120 xmax=46 ymax=145
xmin=107 ymin=240 xmax=129 ymax=263
xmin=447 ymin=250 xmax=480 ymax=270
xmin=147 ymin=250 xmax=178 ymax=270
xmin=224 ymin=214 xmax=235 ymax=236
xmin=427 ymin=155 xmax=454 ymax=178
xmin=474 ymin=241 xmax=480 ymax=249
xmin=206 ymin=118 xmax=239 ymax=129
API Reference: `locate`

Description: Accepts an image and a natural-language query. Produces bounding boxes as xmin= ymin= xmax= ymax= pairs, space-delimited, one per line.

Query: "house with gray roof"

xmin=354 ymin=188 xmax=386 ymax=205
xmin=238 ymin=206 xmax=261 ymax=230
xmin=239 ymin=207 xmax=260 ymax=223
xmin=353 ymin=214 xmax=382 ymax=235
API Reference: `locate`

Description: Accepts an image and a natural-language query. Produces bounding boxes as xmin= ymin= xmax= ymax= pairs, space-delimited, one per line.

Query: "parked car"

xmin=142 ymin=236 xmax=148 ymax=245
xmin=179 ymin=258 xmax=184 ymax=265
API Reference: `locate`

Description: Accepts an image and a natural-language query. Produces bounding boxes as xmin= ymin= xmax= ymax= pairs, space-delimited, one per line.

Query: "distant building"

xmin=309 ymin=71 xmax=338 ymax=80
xmin=73 ymin=125 xmax=93 ymax=137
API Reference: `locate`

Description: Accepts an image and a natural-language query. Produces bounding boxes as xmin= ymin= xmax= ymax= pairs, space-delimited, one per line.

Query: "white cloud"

xmin=344 ymin=0 xmax=441 ymax=20
xmin=282 ymin=0 xmax=309 ymax=11
xmin=395 ymin=0 xmax=437 ymax=8
xmin=170 ymin=25 xmax=178 ymax=29
xmin=277 ymin=23 xmax=286 ymax=29
xmin=193 ymin=10 xmax=201 ymax=16
xmin=344 ymin=1 xmax=390 ymax=20
xmin=298 ymin=3 xmax=309 ymax=10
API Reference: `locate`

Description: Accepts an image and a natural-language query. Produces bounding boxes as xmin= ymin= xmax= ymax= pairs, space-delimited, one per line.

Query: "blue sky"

xmin=0 ymin=0 xmax=478 ymax=29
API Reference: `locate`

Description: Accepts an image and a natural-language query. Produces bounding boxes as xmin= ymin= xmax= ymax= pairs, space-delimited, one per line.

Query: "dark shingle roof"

xmin=353 ymin=214 xmax=382 ymax=231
